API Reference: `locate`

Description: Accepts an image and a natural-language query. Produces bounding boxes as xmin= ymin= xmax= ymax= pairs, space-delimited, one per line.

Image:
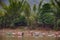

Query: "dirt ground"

xmin=0 ymin=28 xmax=60 ymax=40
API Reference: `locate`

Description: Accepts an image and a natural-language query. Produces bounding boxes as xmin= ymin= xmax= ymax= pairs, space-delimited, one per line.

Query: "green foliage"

xmin=0 ymin=0 xmax=60 ymax=30
xmin=38 ymin=13 xmax=55 ymax=24
xmin=33 ymin=4 xmax=36 ymax=12
xmin=14 ymin=15 xmax=26 ymax=23
xmin=43 ymin=13 xmax=54 ymax=24
xmin=24 ymin=1 xmax=31 ymax=17
xmin=50 ymin=0 xmax=60 ymax=30
xmin=38 ymin=0 xmax=43 ymax=13
xmin=0 ymin=0 xmax=25 ymax=28
xmin=42 ymin=3 xmax=52 ymax=12
xmin=51 ymin=0 xmax=60 ymax=18
xmin=38 ymin=3 xmax=54 ymax=24
xmin=23 ymin=1 xmax=31 ymax=26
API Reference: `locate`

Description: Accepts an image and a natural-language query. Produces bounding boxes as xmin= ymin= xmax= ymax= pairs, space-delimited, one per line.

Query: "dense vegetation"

xmin=0 ymin=0 xmax=60 ymax=30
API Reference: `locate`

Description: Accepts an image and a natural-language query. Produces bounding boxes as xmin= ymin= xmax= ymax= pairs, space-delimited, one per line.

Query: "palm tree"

xmin=51 ymin=0 xmax=60 ymax=30
xmin=37 ymin=0 xmax=43 ymax=27
xmin=0 ymin=0 xmax=25 ymax=28
xmin=24 ymin=0 xmax=31 ymax=27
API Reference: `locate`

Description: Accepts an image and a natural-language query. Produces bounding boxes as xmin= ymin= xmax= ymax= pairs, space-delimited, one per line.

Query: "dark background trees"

xmin=0 ymin=0 xmax=60 ymax=30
